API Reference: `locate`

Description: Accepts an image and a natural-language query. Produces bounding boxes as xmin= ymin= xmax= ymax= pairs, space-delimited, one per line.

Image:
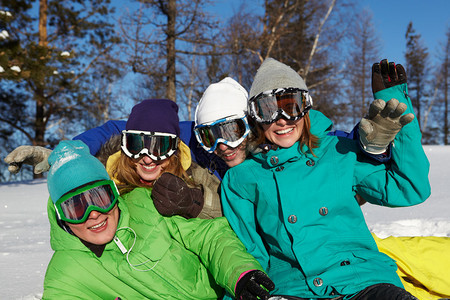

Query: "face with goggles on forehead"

xmin=249 ymin=87 xmax=312 ymax=148
xmin=121 ymin=130 xmax=179 ymax=184
xmin=194 ymin=115 xmax=250 ymax=167
xmin=56 ymin=180 xmax=120 ymax=245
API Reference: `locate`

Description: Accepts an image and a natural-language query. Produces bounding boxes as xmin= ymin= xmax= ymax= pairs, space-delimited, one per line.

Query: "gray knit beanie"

xmin=249 ymin=58 xmax=308 ymax=99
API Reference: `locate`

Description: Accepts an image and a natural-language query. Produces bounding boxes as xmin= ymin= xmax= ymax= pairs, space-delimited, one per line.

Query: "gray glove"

xmin=4 ymin=145 xmax=52 ymax=174
xmin=359 ymin=98 xmax=414 ymax=155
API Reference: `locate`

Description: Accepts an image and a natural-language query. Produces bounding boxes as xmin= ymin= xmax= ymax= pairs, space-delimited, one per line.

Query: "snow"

xmin=0 ymin=30 xmax=10 ymax=39
xmin=0 ymin=10 xmax=13 ymax=17
xmin=1 ymin=145 xmax=449 ymax=299
xmin=10 ymin=66 xmax=21 ymax=72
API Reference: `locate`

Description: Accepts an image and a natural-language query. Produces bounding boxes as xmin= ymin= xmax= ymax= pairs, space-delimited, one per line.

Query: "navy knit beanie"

xmin=126 ymin=99 xmax=180 ymax=136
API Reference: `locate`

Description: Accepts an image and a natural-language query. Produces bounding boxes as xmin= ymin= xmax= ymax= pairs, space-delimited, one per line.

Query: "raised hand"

xmin=359 ymin=98 xmax=414 ymax=154
xmin=372 ymin=59 xmax=407 ymax=94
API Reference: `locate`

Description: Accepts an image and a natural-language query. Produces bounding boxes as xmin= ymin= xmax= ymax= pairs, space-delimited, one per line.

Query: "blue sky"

xmin=361 ymin=0 xmax=449 ymax=65
xmin=211 ymin=0 xmax=450 ymax=65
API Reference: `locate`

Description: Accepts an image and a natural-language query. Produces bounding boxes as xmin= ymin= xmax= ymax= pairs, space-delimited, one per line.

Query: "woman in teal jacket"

xmin=43 ymin=140 xmax=274 ymax=299
xmin=221 ymin=58 xmax=430 ymax=299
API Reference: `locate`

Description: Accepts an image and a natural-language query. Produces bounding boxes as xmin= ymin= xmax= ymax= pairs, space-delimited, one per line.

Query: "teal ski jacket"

xmin=43 ymin=187 xmax=264 ymax=299
xmin=220 ymin=83 xmax=430 ymax=298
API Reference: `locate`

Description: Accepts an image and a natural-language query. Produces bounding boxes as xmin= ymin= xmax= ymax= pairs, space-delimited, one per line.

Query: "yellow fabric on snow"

xmin=373 ymin=233 xmax=450 ymax=300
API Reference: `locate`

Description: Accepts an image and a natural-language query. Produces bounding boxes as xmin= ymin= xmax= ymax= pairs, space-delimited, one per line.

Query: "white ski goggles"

xmin=248 ymin=87 xmax=313 ymax=124
xmin=194 ymin=115 xmax=250 ymax=153
xmin=121 ymin=130 xmax=179 ymax=160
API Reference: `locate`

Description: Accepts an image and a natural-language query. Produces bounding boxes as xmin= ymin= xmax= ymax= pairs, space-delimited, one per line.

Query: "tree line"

xmin=0 ymin=0 xmax=449 ymax=181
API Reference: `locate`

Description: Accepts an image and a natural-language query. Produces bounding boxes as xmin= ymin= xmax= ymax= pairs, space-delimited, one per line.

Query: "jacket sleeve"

xmin=354 ymin=83 xmax=431 ymax=207
xmin=329 ymin=124 xmax=392 ymax=163
xmin=72 ymin=120 xmax=126 ymax=156
xmin=220 ymin=170 xmax=270 ymax=270
xmin=189 ymin=162 xmax=223 ymax=219
xmin=167 ymin=215 xmax=265 ymax=297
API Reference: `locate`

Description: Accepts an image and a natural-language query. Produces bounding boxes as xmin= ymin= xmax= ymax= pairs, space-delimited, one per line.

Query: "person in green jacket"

xmin=43 ymin=139 xmax=275 ymax=299
xmin=220 ymin=58 xmax=431 ymax=299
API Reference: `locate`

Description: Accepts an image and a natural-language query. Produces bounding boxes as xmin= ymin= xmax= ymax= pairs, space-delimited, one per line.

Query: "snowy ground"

xmin=1 ymin=145 xmax=449 ymax=299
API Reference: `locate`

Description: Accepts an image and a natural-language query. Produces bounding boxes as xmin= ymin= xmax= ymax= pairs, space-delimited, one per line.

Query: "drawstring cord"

xmin=113 ymin=226 xmax=160 ymax=272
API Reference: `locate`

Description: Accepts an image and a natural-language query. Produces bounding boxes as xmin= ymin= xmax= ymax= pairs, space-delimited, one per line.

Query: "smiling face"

xmin=134 ymin=155 xmax=170 ymax=183
xmin=214 ymin=140 xmax=247 ymax=167
xmin=66 ymin=205 xmax=119 ymax=245
xmin=262 ymin=117 xmax=304 ymax=148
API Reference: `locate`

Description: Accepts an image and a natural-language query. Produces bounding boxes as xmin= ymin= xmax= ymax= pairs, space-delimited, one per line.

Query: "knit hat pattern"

xmin=47 ymin=140 xmax=111 ymax=203
xmin=126 ymin=99 xmax=180 ymax=136
xmin=249 ymin=58 xmax=308 ymax=99
xmin=195 ymin=77 xmax=248 ymax=125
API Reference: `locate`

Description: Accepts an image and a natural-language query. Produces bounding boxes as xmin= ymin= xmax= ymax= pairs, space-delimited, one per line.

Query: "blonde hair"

xmin=110 ymin=141 xmax=195 ymax=194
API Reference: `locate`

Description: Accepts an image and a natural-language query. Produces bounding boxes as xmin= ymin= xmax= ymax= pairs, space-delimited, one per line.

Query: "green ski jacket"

xmin=43 ymin=187 xmax=264 ymax=299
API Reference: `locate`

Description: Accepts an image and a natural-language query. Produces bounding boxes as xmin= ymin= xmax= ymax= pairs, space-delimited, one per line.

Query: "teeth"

xmin=224 ymin=150 xmax=237 ymax=157
xmin=142 ymin=164 xmax=156 ymax=170
xmin=276 ymin=128 xmax=293 ymax=135
xmin=90 ymin=220 xmax=106 ymax=229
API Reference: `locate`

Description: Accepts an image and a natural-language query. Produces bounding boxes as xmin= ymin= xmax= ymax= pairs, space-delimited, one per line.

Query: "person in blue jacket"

xmin=220 ymin=58 xmax=430 ymax=299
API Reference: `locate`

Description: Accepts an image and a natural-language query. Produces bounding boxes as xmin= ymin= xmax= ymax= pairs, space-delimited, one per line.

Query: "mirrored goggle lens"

xmin=197 ymin=119 xmax=247 ymax=148
xmin=124 ymin=133 xmax=177 ymax=157
xmin=253 ymin=90 xmax=305 ymax=121
xmin=59 ymin=183 xmax=117 ymax=223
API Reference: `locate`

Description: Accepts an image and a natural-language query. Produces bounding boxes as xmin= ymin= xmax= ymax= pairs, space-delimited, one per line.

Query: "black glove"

xmin=151 ymin=172 xmax=204 ymax=218
xmin=372 ymin=59 xmax=407 ymax=94
xmin=235 ymin=270 xmax=275 ymax=300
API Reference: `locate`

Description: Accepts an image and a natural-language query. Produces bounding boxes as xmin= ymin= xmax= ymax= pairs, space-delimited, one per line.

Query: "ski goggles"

xmin=248 ymin=87 xmax=313 ymax=124
xmin=194 ymin=115 xmax=250 ymax=153
xmin=54 ymin=180 xmax=119 ymax=224
xmin=121 ymin=130 xmax=179 ymax=160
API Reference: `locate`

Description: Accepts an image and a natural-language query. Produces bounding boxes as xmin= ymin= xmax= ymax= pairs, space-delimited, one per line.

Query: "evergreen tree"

xmin=0 ymin=0 xmax=122 ymax=179
xmin=405 ymin=22 xmax=429 ymax=131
